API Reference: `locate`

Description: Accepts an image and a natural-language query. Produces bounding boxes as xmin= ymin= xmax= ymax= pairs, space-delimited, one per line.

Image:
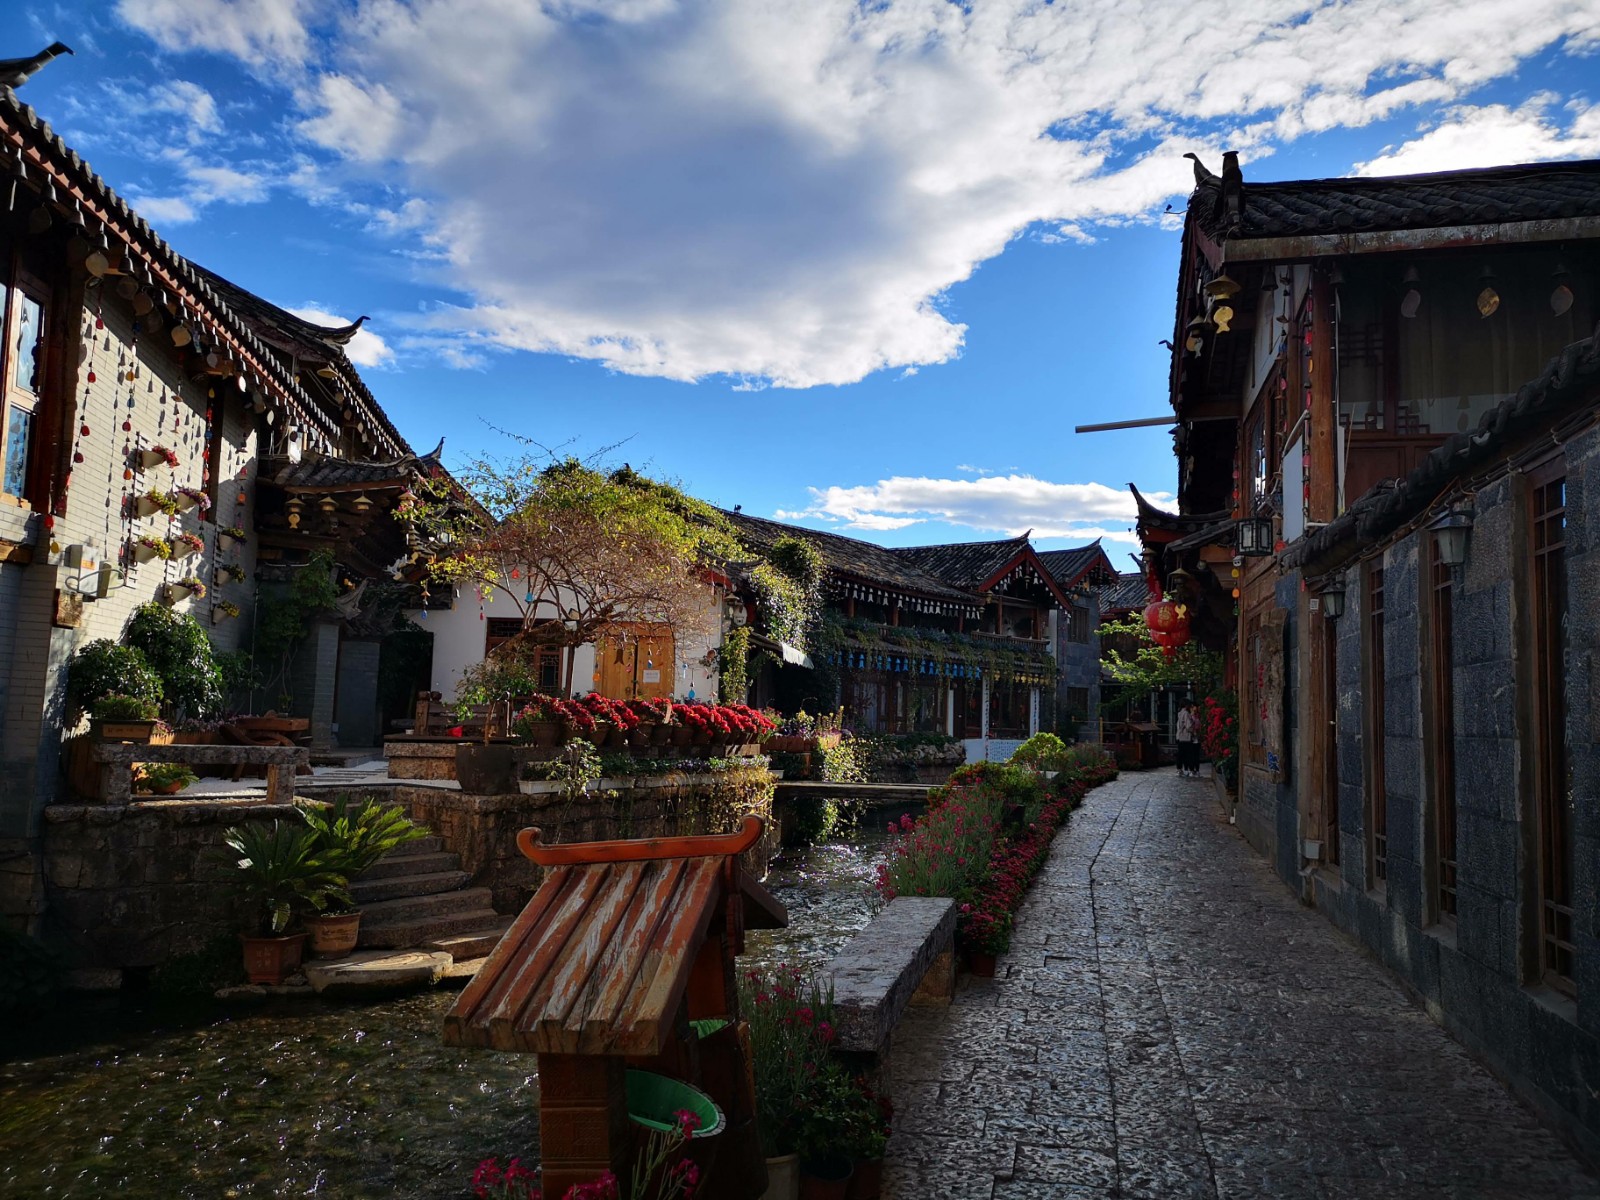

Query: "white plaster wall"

xmin=411 ymin=578 xmax=724 ymax=702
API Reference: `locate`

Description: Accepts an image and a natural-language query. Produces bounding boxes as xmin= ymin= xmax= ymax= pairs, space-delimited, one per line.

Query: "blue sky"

xmin=7 ymin=2 xmax=1600 ymax=563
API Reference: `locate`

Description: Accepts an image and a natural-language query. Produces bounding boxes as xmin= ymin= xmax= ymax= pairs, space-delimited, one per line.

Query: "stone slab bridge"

xmin=884 ymin=770 xmax=1600 ymax=1200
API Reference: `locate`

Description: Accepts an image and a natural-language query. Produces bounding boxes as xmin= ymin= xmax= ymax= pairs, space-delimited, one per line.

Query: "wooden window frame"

xmin=0 ymin=264 xmax=49 ymax=508
xmin=1425 ymin=536 xmax=1457 ymax=924
xmin=1528 ymin=456 xmax=1574 ymax=994
xmin=1365 ymin=560 xmax=1388 ymax=888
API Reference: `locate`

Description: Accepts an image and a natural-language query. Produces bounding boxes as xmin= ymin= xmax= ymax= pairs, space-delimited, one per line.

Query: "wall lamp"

xmin=1430 ymin=504 xmax=1474 ymax=568
xmin=1236 ymin=515 xmax=1274 ymax=557
xmin=1317 ymin=577 xmax=1346 ymax=619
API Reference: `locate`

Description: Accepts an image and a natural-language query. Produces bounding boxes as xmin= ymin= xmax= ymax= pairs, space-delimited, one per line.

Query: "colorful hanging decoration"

xmin=1142 ymin=597 xmax=1192 ymax=659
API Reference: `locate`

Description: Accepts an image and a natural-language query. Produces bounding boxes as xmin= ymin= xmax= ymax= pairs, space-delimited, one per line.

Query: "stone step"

xmin=424 ymin=920 xmax=515 ymax=960
xmin=357 ymin=887 xmax=494 ymax=928
xmin=302 ymin=949 xmax=452 ymax=997
xmin=358 ymin=908 xmax=506 ymax=949
xmin=351 ymin=870 xmax=471 ymax=904
xmin=397 ymin=835 xmax=446 ymax=855
xmin=357 ymin=847 xmax=455 ymax=881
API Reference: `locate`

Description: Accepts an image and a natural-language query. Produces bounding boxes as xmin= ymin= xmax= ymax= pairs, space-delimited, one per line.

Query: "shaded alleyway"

xmin=884 ymin=770 xmax=1600 ymax=1199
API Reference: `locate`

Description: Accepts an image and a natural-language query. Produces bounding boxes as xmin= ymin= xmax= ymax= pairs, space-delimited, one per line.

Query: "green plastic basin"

xmin=624 ymin=1069 xmax=725 ymax=1138
xmin=689 ymin=1017 xmax=729 ymax=1039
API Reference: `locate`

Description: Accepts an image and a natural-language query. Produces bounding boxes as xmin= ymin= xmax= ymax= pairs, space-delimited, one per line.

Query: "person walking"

xmin=1175 ymin=700 xmax=1199 ymax=778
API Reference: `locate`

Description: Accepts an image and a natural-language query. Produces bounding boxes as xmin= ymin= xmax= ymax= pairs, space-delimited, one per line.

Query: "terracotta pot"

xmin=304 ymin=911 xmax=362 ymax=960
xmin=240 ymin=932 xmax=306 ymax=984
xmin=650 ymin=723 xmax=672 ymax=747
xmin=152 ymin=780 xmax=185 ymax=795
xmin=518 ymin=719 xmax=559 ymax=748
xmin=968 ymin=950 xmax=998 ymax=978
xmin=671 ymin=725 xmax=693 ymax=747
xmin=845 ymin=1159 xmax=883 ymax=1200
xmin=799 ymin=1156 xmax=852 ymax=1200
xmin=762 ymin=1154 xmax=800 ymax=1200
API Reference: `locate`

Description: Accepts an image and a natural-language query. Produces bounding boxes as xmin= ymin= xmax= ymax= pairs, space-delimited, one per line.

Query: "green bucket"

xmin=689 ymin=1017 xmax=729 ymax=1040
xmin=625 ymin=1070 xmax=726 ymax=1138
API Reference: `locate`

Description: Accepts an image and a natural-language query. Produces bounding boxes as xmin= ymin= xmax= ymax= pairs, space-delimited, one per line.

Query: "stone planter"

xmin=240 ymin=932 xmax=306 ymax=984
xmin=304 ymin=912 xmax=362 ymax=960
xmin=456 ymin=743 xmax=519 ymax=794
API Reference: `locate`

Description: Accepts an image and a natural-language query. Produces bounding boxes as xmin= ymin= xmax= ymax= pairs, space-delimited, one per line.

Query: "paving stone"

xmin=881 ymin=770 xmax=1600 ymax=1200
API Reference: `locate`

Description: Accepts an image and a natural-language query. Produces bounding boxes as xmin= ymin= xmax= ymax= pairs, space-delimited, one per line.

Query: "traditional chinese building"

xmin=1143 ymin=153 xmax=1600 ymax=1157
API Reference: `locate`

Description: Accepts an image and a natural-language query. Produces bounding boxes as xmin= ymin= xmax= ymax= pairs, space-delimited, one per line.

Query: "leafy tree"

xmin=1098 ymin=611 xmax=1223 ymax=712
xmin=124 ymin=602 xmax=223 ymax=719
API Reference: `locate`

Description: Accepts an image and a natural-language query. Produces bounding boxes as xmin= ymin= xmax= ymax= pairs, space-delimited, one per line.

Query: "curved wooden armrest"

xmin=517 ymin=813 xmax=765 ymax=865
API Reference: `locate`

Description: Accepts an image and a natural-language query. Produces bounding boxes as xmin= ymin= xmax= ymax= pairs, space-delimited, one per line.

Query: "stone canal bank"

xmin=883 ymin=770 xmax=1600 ymax=1199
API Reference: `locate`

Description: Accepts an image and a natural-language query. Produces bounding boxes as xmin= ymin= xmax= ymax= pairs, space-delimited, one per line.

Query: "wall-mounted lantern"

xmin=1236 ymin=516 xmax=1274 ymax=557
xmin=1318 ymin=577 xmax=1345 ymax=619
xmin=1430 ymin=505 xmax=1474 ymax=567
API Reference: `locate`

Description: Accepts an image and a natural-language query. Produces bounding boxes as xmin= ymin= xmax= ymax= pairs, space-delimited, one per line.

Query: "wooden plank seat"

xmin=445 ymin=815 xmax=786 ymax=1056
xmin=92 ymin=742 xmax=309 ymax=804
xmin=825 ymin=896 xmax=957 ymax=1055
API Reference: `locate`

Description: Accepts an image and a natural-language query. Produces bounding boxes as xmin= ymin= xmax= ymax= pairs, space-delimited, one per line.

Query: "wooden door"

xmin=596 ymin=624 xmax=675 ymax=700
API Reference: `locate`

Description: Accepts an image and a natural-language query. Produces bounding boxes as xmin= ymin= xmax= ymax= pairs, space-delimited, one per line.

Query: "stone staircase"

xmin=353 ymin=836 xmax=513 ymax=955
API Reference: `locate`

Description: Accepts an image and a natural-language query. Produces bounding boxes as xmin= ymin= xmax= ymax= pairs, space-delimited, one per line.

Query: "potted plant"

xmin=217 ymin=525 xmax=246 ymax=552
xmin=221 ymin=820 xmax=351 ymax=984
xmin=741 ymin=965 xmax=839 ymax=1200
xmin=137 ymin=444 xmax=179 ymax=471
xmin=843 ymin=1082 xmax=891 ymax=1200
xmin=509 ymin=694 xmax=563 ymax=749
xmin=134 ymin=535 xmax=172 ymax=563
xmin=215 ymin=563 xmax=248 ymax=586
xmin=136 ymin=761 xmax=198 ymax=795
xmin=173 ymin=532 xmax=205 ymax=559
xmin=89 ymin=693 xmax=161 ymax=743
xmin=163 ymin=577 xmax=207 ymax=604
xmin=212 ymin=600 xmax=240 ymax=624
xmin=136 ymin=489 xmax=180 ymax=518
xmin=296 ymin=796 xmax=430 ymax=958
xmin=173 ymin=486 xmax=211 ymax=513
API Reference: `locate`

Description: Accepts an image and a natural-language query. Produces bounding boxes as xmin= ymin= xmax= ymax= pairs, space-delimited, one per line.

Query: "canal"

xmin=0 ymin=805 xmax=911 ymax=1200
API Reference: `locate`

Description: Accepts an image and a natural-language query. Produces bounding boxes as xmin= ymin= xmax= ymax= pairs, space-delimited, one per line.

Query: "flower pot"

xmin=149 ymin=779 xmax=186 ymax=795
xmin=240 ymin=932 xmax=306 ymax=985
xmin=762 ymin=1154 xmax=800 ymax=1200
xmin=304 ymin=911 xmax=362 ymax=960
xmin=968 ymin=950 xmax=998 ymax=977
xmin=174 ymin=543 xmax=199 ymax=559
xmin=649 ymin=723 xmax=672 ymax=747
xmin=518 ymin=719 xmax=560 ymax=748
xmin=173 ymin=492 xmax=199 ymax=511
xmin=799 ymin=1155 xmax=853 ymax=1200
xmin=137 ymin=448 xmax=170 ymax=470
xmin=455 ymin=743 xmax=518 ymax=794
xmin=845 ymin=1159 xmax=883 ymax=1200
xmin=583 ymin=723 xmax=609 ymax=746
xmin=218 ymin=533 xmax=240 ymax=552
xmin=212 ymin=608 xmax=237 ymax=625
xmin=135 ymin=495 xmax=163 ymax=518
xmin=162 ymin=583 xmax=195 ymax=604
xmin=671 ymin=725 xmax=693 ymax=747
xmin=133 ymin=542 xmax=162 ymax=563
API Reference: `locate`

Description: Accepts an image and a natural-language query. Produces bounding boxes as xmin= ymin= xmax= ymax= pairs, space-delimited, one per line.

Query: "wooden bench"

xmin=408 ymin=692 xmax=510 ymax=739
xmin=92 ymin=743 xmax=309 ymax=805
xmin=824 ymin=897 xmax=957 ymax=1085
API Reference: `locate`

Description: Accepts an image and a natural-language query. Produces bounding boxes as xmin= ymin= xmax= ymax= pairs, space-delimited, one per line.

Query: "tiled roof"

xmin=889 ymin=536 xmax=1031 ymax=591
xmin=1097 ymin=573 xmax=1152 ymax=615
xmin=1036 ymin=541 xmax=1118 ymax=589
xmin=1284 ymin=322 xmax=1600 ymax=575
xmin=1131 ymin=485 xmax=1230 ymax=535
xmin=267 ymin=439 xmax=445 ymax=490
xmin=722 ymin=510 xmax=979 ymax=605
xmin=1191 ymin=158 xmax=1600 ymax=243
xmin=0 ymin=86 xmax=410 ymax=460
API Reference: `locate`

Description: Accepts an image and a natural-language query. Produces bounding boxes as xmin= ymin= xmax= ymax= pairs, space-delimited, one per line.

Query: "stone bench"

xmin=824 ymin=897 xmax=956 ymax=1083
xmin=93 ymin=743 xmax=309 ymax=805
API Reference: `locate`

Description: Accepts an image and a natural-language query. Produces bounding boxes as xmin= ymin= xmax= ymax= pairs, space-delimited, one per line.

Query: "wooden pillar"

xmin=535 ymin=1054 xmax=633 ymax=1200
xmin=1309 ymin=268 xmax=1337 ymax=523
xmin=1304 ymin=267 xmax=1339 ymax=865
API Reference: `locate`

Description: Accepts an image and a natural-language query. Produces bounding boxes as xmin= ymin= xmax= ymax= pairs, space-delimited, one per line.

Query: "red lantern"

xmin=1143 ymin=598 xmax=1192 ymax=658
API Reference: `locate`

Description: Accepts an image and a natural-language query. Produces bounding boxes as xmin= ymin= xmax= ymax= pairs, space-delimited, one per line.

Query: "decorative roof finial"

xmin=0 ymin=42 xmax=73 ymax=89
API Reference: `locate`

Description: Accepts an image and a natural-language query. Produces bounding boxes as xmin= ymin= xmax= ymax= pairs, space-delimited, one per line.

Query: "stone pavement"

xmin=883 ymin=769 xmax=1600 ymax=1200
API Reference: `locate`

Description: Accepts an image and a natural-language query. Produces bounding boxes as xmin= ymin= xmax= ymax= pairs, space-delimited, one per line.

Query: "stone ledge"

xmin=825 ymin=896 xmax=957 ymax=1053
xmin=45 ymin=799 xmax=302 ymax=824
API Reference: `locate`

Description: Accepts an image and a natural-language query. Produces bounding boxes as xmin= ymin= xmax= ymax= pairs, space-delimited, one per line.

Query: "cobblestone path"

xmin=883 ymin=770 xmax=1600 ymax=1200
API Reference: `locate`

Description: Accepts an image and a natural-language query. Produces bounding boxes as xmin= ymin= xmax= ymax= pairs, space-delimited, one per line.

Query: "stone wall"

xmin=397 ymin=766 xmax=777 ymax=914
xmin=36 ymin=797 xmax=291 ymax=973
xmin=1304 ymin=456 xmax=1600 ymax=1163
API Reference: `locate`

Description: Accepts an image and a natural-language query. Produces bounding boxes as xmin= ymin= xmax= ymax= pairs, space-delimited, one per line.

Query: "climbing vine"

xmin=719 ymin=625 xmax=750 ymax=704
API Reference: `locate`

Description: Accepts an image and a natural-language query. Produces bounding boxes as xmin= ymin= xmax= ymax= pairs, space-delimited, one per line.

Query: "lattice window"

xmin=1531 ymin=464 xmax=1574 ymax=993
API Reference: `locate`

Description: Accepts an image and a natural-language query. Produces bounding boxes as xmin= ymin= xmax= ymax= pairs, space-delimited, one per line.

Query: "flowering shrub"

xmin=1201 ymin=691 xmax=1239 ymax=787
xmin=175 ymin=532 xmax=205 ymax=553
xmin=739 ymin=963 xmax=837 ymax=1156
xmin=177 ymin=486 xmax=211 ymax=512
xmin=471 ymin=1156 xmax=540 ymax=1199
xmin=878 ymin=747 xmax=1118 ymax=956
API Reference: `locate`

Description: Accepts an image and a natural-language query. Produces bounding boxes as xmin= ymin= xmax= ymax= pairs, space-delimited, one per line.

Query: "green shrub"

xmin=66 ymin=640 xmax=164 ymax=721
xmin=1011 ymin=732 xmax=1068 ymax=772
xmin=125 ymin=602 xmax=223 ymax=718
xmin=816 ymin=736 xmax=867 ymax=784
xmin=91 ymin=693 xmax=161 ymax=721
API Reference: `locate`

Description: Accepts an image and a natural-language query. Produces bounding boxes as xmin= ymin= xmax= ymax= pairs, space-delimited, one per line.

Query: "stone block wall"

xmin=1307 ymin=458 xmax=1600 ymax=1162
xmin=397 ymin=766 xmax=777 ymax=914
xmin=37 ymin=798 xmax=290 ymax=971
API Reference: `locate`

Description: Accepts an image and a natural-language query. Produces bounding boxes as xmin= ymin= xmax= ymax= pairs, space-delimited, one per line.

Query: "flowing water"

xmin=0 ymin=804 xmax=910 ymax=1200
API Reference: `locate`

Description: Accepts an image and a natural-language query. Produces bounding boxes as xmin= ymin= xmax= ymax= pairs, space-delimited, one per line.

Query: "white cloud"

xmin=116 ymin=0 xmax=317 ymax=68
xmin=289 ymin=306 xmax=395 ymax=369
xmin=118 ymin=0 xmax=1600 ymax=386
xmin=786 ymin=473 xmax=1172 ymax=540
xmin=1354 ymin=97 xmax=1600 ymax=176
xmin=148 ymin=80 xmax=223 ymax=142
xmin=133 ymin=194 xmax=199 ymax=224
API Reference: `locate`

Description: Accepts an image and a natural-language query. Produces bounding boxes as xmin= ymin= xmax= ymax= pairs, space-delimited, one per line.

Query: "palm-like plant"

xmin=223 ymin=821 xmax=351 ymax=935
xmin=297 ymin=796 xmax=430 ymax=908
